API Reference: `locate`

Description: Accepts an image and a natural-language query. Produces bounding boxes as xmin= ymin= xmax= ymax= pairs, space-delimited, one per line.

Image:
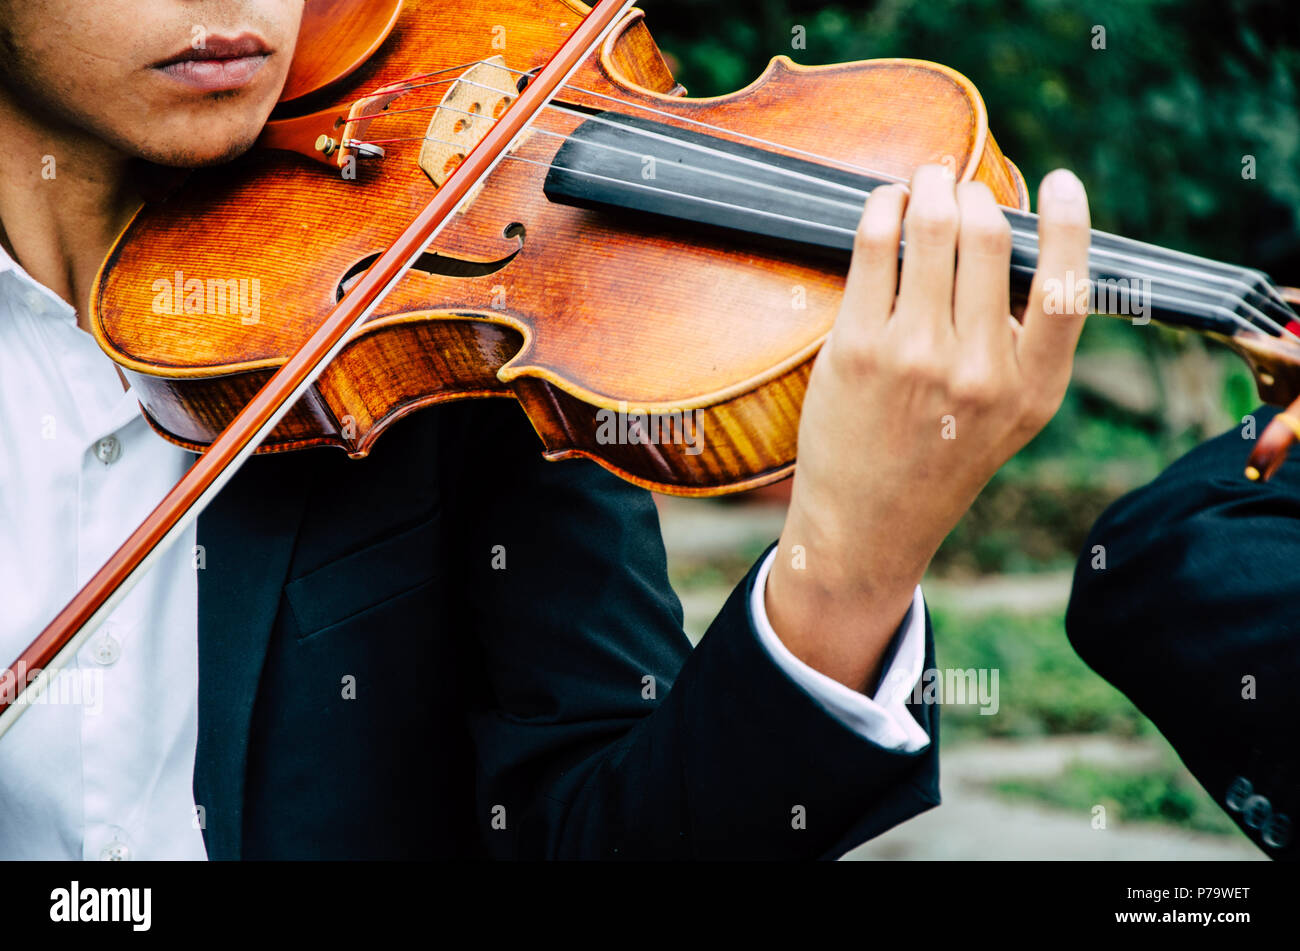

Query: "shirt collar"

xmin=0 ymin=238 xmax=80 ymax=326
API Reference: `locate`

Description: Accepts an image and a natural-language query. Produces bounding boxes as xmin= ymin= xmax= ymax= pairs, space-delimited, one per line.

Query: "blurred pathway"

xmin=845 ymin=738 xmax=1262 ymax=861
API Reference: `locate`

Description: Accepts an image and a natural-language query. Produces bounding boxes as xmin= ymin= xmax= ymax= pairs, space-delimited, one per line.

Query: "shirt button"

xmin=91 ymin=633 xmax=121 ymax=666
xmin=94 ymin=435 xmax=122 ymax=465
xmin=99 ymin=840 xmax=130 ymax=861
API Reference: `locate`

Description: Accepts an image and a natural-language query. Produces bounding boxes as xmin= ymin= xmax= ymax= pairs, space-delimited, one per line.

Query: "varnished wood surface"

xmin=279 ymin=0 xmax=406 ymax=102
xmin=93 ymin=0 xmax=1026 ymax=495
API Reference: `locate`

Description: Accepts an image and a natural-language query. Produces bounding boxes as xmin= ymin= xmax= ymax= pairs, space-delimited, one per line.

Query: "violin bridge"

xmin=418 ymin=55 xmax=520 ymax=200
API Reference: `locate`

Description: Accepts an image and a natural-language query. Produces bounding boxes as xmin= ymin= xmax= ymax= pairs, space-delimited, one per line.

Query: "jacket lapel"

xmin=193 ymin=452 xmax=312 ymax=860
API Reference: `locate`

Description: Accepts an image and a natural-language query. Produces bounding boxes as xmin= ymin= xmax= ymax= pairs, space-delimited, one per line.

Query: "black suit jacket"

xmin=1067 ymin=405 xmax=1297 ymax=860
xmin=191 ymin=398 xmax=939 ymax=859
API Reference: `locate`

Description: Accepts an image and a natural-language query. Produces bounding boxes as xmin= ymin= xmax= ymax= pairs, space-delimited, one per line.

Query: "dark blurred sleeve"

xmin=1066 ymin=405 xmax=1298 ymax=859
xmin=441 ymin=400 xmax=939 ymax=859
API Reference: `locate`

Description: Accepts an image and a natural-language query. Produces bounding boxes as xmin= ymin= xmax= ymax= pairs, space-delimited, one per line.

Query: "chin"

xmin=135 ymin=129 xmax=264 ymax=169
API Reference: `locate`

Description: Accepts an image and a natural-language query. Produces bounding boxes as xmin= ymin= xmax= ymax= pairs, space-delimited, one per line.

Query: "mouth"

xmin=151 ymin=33 xmax=272 ymax=92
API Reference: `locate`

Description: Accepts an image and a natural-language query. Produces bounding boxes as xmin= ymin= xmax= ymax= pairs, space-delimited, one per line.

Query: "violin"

xmin=97 ymin=0 xmax=1039 ymax=496
xmin=4 ymin=0 xmax=1299 ymax=730
xmin=92 ymin=0 xmax=1300 ymax=491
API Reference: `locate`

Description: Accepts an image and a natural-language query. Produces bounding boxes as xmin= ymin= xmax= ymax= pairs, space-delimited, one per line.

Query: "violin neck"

xmin=1000 ymin=208 xmax=1298 ymax=342
xmin=545 ymin=109 xmax=1299 ymax=345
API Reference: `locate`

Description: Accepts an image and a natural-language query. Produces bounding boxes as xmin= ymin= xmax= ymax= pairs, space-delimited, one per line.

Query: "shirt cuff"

xmin=748 ymin=547 xmax=930 ymax=752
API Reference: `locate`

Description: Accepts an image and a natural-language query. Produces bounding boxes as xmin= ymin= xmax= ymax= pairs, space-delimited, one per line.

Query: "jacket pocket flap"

xmin=284 ymin=517 xmax=437 ymax=637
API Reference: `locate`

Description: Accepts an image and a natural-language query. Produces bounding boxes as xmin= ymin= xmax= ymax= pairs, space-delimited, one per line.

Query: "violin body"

xmin=92 ymin=0 xmax=1028 ymax=495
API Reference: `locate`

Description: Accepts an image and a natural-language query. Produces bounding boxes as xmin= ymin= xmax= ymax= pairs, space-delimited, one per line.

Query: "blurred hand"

xmin=766 ymin=164 xmax=1091 ymax=692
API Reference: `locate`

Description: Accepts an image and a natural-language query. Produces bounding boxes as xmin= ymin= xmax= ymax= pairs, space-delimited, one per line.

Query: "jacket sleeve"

xmin=1065 ymin=405 xmax=1299 ymax=860
xmin=439 ymin=400 xmax=939 ymax=859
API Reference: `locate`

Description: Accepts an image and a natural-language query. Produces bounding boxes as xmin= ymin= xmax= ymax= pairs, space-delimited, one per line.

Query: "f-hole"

xmin=336 ymin=222 xmax=526 ymax=301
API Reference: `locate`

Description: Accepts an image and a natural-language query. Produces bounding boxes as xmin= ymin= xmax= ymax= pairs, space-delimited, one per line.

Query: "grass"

xmin=995 ymin=758 xmax=1240 ymax=835
xmin=927 ymin=601 xmax=1240 ymax=837
xmin=926 ymin=604 xmax=1151 ymax=744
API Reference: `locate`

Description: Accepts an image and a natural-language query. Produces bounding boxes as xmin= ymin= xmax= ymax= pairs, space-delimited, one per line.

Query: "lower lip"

xmin=155 ymin=55 xmax=268 ymax=92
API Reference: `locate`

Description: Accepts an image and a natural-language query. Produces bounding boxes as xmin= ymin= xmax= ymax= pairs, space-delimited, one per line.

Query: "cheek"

xmin=260 ymin=0 xmax=306 ymax=58
xmin=8 ymin=0 xmax=148 ymax=90
xmin=0 ymin=27 xmax=137 ymax=142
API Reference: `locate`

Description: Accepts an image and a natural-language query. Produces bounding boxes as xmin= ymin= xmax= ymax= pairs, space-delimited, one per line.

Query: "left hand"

xmin=765 ymin=164 xmax=1091 ymax=692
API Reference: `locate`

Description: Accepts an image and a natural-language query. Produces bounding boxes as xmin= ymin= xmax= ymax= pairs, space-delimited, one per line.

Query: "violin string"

xmin=353 ymin=62 xmax=488 ymax=106
xmin=998 ymin=212 xmax=1300 ymax=339
xmin=367 ymin=65 xmax=511 ymax=102
xmin=494 ymin=65 xmax=909 ymax=181
xmin=386 ymin=130 xmax=1282 ymax=341
xmin=353 ymin=58 xmax=905 ymax=181
xmin=341 ymin=56 xmax=1299 ymax=341
xmin=417 ymin=101 xmax=873 ymax=211
xmin=396 ymin=99 xmax=1300 ymax=340
xmin=346 ymin=65 xmax=1300 ymax=334
xmin=350 ymin=71 xmax=1299 ymax=340
xmin=382 ymin=133 xmax=1265 ymax=339
xmin=355 ymin=103 xmax=1294 ymax=342
xmin=351 ymin=62 xmax=1297 ymax=315
xmin=503 ymin=92 xmax=877 ymax=199
xmin=348 ymin=93 xmax=461 ymax=124
xmin=357 ymin=79 xmax=881 ymax=201
xmin=427 ymin=92 xmax=1300 ymax=334
xmin=332 ymin=65 xmax=502 ymax=128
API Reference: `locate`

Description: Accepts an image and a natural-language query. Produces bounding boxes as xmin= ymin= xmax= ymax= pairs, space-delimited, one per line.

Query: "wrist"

xmin=764 ymin=508 xmax=922 ymax=692
xmin=779 ymin=490 xmax=933 ymax=598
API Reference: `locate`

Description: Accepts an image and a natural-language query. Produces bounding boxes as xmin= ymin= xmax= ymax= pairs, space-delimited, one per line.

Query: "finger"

xmin=897 ymin=164 xmax=959 ymax=332
xmin=953 ymin=181 xmax=1013 ymax=346
xmin=1019 ymin=169 xmax=1091 ymax=379
xmin=840 ymin=183 xmax=909 ymax=331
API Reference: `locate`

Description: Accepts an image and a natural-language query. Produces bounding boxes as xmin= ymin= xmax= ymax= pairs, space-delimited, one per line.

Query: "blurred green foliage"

xmin=996 ymin=759 xmax=1240 ymax=834
xmin=930 ymin=603 xmax=1240 ymax=834
xmin=928 ymin=605 xmax=1150 ymax=742
xmin=650 ymin=0 xmax=1300 ymax=277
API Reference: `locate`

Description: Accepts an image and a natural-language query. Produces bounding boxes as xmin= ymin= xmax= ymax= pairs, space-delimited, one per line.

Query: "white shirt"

xmin=0 ymin=246 xmax=927 ymax=861
xmin=0 ymin=250 xmax=205 ymax=861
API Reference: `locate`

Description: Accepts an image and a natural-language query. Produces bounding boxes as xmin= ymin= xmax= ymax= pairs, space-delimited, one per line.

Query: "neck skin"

xmin=0 ymin=93 xmax=141 ymax=336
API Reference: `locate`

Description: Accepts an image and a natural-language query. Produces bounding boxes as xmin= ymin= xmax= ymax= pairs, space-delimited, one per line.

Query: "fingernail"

xmin=872 ymin=181 xmax=909 ymax=197
xmin=1046 ymin=169 xmax=1084 ymax=202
